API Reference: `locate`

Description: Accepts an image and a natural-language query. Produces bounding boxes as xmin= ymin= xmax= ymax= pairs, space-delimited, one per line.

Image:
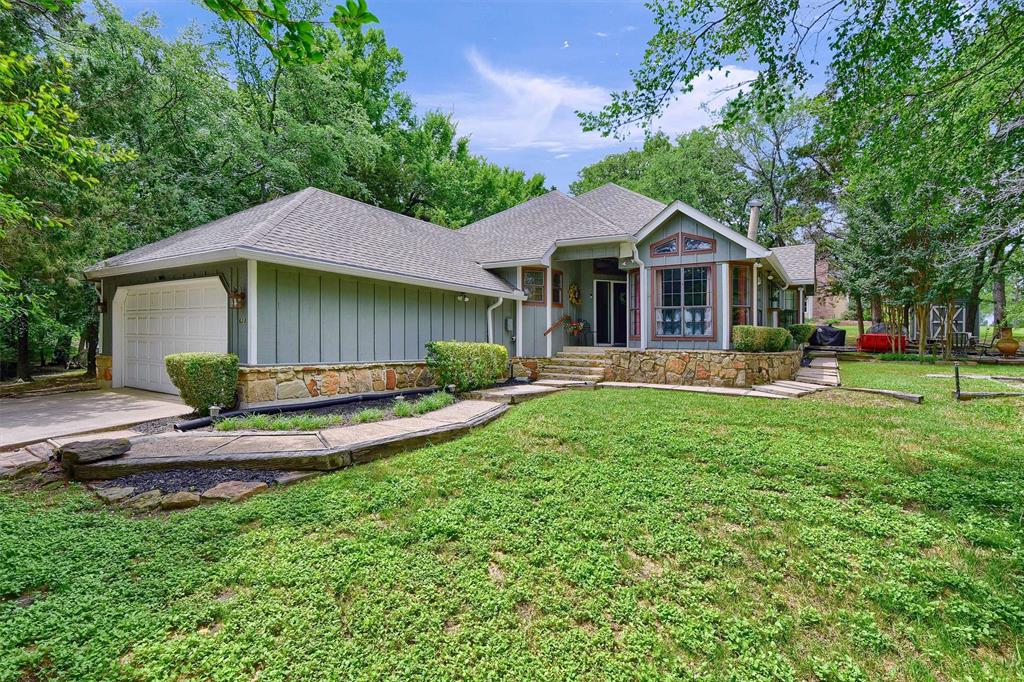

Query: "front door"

xmin=595 ymin=280 xmax=628 ymax=346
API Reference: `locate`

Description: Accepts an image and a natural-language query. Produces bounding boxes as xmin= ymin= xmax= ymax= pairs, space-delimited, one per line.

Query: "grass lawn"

xmin=2 ymin=364 xmax=1023 ymax=680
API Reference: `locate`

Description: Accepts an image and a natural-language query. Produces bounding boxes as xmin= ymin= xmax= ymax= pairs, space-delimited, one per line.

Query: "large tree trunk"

xmin=871 ymin=295 xmax=883 ymax=325
xmin=15 ymin=311 xmax=32 ymax=382
xmin=916 ymin=304 xmax=928 ymax=359
xmin=83 ymin=318 xmax=98 ymax=378
xmin=854 ymin=295 xmax=865 ymax=338
xmin=964 ymin=248 xmax=988 ymax=338
xmin=993 ymin=268 xmax=1007 ymax=327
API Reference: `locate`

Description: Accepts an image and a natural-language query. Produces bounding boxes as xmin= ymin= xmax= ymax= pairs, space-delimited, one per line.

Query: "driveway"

xmin=0 ymin=389 xmax=192 ymax=450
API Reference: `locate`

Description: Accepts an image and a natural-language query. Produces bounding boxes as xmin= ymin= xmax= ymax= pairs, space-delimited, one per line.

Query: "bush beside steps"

xmin=425 ymin=341 xmax=508 ymax=392
xmin=732 ymin=326 xmax=794 ymax=352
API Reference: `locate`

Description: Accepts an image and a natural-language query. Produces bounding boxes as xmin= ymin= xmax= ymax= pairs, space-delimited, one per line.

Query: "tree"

xmin=570 ymin=130 xmax=752 ymax=231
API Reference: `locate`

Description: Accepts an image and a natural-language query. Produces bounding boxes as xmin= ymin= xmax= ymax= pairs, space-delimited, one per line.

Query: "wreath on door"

xmin=568 ymin=283 xmax=582 ymax=306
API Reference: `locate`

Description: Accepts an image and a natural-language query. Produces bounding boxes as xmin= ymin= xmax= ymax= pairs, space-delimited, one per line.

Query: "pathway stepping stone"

xmin=126 ymin=489 xmax=163 ymax=511
xmin=201 ymin=480 xmax=268 ymax=503
xmin=94 ymin=486 xmax=136 ymax=503
xmin=0 ymin=449 xmax=48 ymax=479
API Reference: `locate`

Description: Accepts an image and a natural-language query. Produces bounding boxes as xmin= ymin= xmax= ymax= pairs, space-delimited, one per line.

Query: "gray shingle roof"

xmin=87 ymin=188 xmax=517 ymax=295
xmin=572 ymin=183 xmax=667 ymax=233
xmin=460 ymin=190 xmax=629 ymax=263
xmin=770 ymin=243 xmax=816 ymax=284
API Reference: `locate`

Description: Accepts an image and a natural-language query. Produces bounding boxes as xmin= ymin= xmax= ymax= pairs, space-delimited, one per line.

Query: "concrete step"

xmin=751 ymin=383 xmax=814 ymax=397
xmin=561 ymin=346 xmax=611 ymax=353
xmin=548 ymin=356 xmax=612 ymax=367
xmin=794 ymin=373 xmax=841 ymax=387
xmin=555 ymin=352 xmax=613 ymax=361
xmin=537 ymin=372 xmax=605 ymax=382
xmin=541 ymin=364 xmax=608 ymax=375
xmin=772 ymin=380 xmax=825 ymax=391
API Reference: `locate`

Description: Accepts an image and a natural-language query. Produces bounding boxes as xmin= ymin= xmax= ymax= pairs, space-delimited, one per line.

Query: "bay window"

xmin=654 ymin=265 xmax=713 ymax=338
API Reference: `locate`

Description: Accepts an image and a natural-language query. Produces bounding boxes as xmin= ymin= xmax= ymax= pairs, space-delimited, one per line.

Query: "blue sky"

xmin=104 ymin=0 xmax=757 ymax=190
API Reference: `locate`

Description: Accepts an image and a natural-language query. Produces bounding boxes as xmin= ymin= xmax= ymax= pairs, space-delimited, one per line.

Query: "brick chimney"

xmin=747 ymin=199 xmax=763 ymax=242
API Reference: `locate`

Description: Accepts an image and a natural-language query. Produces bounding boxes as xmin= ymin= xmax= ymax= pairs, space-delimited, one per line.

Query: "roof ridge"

xmin=555 ymin=190 xmax=626 ymax=233
xmin=242 ymin=187 xmax=320 ymax=247
xmin=459 ymin=190 xmax=562 ymax=233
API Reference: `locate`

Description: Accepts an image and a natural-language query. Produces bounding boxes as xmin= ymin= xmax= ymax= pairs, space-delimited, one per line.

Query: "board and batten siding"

xmin=637 ymin=213 xmax=747 ymax=351
xmin=99 ymin=260 xmax=248 ymax=361
xmin=253 ymin=262 xmax=512 ymax=365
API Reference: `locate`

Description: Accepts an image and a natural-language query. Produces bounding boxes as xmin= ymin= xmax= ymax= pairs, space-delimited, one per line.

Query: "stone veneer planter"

xmin=604 ymin=349 xmax=801 ymax=388
xmin=238 ymin=357 xmax=542 ymax=405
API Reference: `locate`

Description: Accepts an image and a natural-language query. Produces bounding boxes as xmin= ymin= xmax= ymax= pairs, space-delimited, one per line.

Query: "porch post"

xmin=639 ymin=261 xmax=648 ymax=350
xmin=247 ymin=259 xmax=258 ymax=365
xmin=752 ymin=261 xmax=760 ymax=326
xmin=545 ymin=265 xmax=553 ymax=357
xmin=719 ymin=262 xmax=730 ymax=350
xmin=515 ymin=266 xmax=523 ymax=358
xmin=798 ymin=287 xmax=805 ymax=324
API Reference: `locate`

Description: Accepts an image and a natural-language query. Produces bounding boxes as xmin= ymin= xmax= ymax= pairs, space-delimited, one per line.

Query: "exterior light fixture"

xmin=95 ymin=300 xmax=107 ymax=314
xmin=228 ymin=290 xmax=246 ymax=309
xmin=457 ymin=293 xmax=470 ymax=303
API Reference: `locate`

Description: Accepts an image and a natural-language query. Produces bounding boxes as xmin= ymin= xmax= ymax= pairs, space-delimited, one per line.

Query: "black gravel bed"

xmin=93 ymin=467 xmax=291 ymax=494
xmin=130 ymin=414 xmax=198 ymax=435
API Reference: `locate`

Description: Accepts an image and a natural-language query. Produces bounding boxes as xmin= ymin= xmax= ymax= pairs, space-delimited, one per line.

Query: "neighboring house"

xmin=85 ymin=184 xmax=815 ymax=398
xmin=811 ymin=257 xmax=849 ymax=321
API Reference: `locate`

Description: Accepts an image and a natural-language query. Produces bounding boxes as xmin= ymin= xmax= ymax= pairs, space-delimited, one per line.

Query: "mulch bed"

xmin=92 ymin=467 xmax=289 ymax=494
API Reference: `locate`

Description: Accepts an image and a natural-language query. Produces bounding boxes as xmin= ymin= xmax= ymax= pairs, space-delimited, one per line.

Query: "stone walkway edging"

xmin=69 ymin=400 xmax=507 ymax=480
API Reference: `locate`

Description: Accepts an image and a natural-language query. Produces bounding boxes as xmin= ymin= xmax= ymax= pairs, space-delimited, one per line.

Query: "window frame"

xmin=650 ymin=264 xmax=716 ymax=341
xmin=521 ymin=267 xmax=563 ymax=307
xmin=649 ymin=234 xmax=680 ymax=258
xmin=680 ymin=232 xmax=716 ymax=255
xmin=730 ymin=263 xmax=753 ymax=331
xmin=628 ymin=269 xmax=640 ymax=340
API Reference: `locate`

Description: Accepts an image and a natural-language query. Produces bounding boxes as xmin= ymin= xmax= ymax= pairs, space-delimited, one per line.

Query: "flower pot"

xmin=995 ymin=327 xmax=1020 ymax=358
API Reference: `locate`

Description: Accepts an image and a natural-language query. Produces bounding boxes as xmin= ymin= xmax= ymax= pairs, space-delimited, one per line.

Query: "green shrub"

xmin=352 ymin=407 xmax=386 ymax=423
xmin=787 ymin=324 xmax=815 ymax=345
xmin=392 ymin=398 xmax=413 ymax=417
xmin=164 ymin=352 xmax=239 ymax=416
xmin=879 ymin=352 xmax=938 ymax=363
xmin=425 ymin=341 xmax=508 ymax=392
xmin=733 ymin=326 xmax=794 ymax=352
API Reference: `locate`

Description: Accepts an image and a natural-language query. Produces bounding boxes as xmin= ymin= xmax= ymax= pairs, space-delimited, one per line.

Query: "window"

xmin=523 ymin=269 xmax=545 ymax=303
xmin=682 ymin=235 xmax=714 ymax=253
xmin=629 ymin=270 xmax=640 ymax=338
xmin=650 ymin=234 xmax=678 ymax=257
xmin=522 ymin=268 xmax=563 ymax=306
xmin=654 ymin=266 xmax=713 ymax=338
xmin=731 ymin=265 xmax=752 ymax=327
xmin=779 ymin=288 xmax=798 ymax=326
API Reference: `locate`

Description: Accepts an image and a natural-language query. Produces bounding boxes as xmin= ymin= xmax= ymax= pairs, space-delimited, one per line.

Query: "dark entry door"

xmin=595 ymin=280 xmax=628 ymax=346
xmin=612 ymin=281 xmax=627 ymax=345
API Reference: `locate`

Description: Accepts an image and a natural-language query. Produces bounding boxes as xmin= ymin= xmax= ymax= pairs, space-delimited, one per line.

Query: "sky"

xmin=104 ymin=0 xmax=758 ymax=190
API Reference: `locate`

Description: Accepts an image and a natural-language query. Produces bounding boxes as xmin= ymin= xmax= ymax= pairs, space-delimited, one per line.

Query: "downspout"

xmin=486 ymin=297 xmax=504 ymax=344
xmin=631 ymin=244 xmax=647 ymax=349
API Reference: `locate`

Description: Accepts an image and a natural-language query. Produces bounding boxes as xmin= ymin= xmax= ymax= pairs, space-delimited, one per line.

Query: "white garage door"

xmin=120 ymin=278 xmax=228 ymax=394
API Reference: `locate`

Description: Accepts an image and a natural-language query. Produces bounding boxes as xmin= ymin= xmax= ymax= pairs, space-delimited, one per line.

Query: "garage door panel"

xmin=121 ymin=278 xmax=228 ymax=395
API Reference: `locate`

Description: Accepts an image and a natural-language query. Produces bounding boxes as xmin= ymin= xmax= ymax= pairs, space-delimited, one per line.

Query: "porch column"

xmin=545 ymin=265 xmax=553 ymax=357
xmin=752 ymin=262 xmax=760 ymax=326
xmin=639 ymin=261 xmax=648 ymax=350
xmin=516 ymin=266 xmax=523 ymax=357
xmin=719 ymin=262 xmax=730 ymax=350
xmin=798 ymin=288 xmax=804 ymax=324
xmin=247 ymin=259 xmax=258 ymax=364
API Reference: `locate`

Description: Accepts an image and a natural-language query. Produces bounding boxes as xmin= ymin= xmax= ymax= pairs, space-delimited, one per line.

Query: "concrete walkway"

xmin=69 ymin=400 xmax=506 ymax=480
xmin=0 ymin=389 xmax=192 ymax=450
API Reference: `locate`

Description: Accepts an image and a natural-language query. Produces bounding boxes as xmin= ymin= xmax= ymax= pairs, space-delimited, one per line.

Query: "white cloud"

xmin=622 ymin=25 xmax=636 ymax=32
xmin=554 ymin=153 xmax=571 ymax=159
xmin=595 ymin=31 xmax=609 ymax=38
xmin=418 ymin=49 xmax=756 ymax=154
xmin=562 ymin=40 xmax=570 ymax=48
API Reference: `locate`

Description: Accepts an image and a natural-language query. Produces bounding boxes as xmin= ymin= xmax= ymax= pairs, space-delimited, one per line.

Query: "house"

xmin=84 ymin=184 xmax=815 ymax=402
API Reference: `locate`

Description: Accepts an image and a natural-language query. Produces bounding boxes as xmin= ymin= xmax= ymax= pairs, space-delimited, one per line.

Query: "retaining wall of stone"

xmin=604 ymin=349 xmax=800 ymax=387
xmin=96 ymin=354 xmax=113 ymax=389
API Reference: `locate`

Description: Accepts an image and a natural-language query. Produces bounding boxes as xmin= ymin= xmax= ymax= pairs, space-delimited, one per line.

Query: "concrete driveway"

xmin=0 ymin=389 xmax=192 ymax=450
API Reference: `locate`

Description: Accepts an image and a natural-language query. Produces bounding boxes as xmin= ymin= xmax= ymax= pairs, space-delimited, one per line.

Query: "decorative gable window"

xmin=523 ymin=269 xmax=545 ymax=303
xmin=654 ymin=265 xmax=713 ymax=338
xmin=682 ymin=234 xmax=715 ymax=253
xmin=649 ymin=234 xmax=679 ymax=257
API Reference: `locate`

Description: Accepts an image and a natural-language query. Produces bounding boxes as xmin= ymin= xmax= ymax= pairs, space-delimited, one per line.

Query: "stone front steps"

xmin=537 ymin=348 xmax=612 ymax=383
xmin=795 ymin=351 xmax=841 ymax=386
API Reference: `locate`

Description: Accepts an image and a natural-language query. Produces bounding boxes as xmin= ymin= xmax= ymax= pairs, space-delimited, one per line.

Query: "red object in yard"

xmin=857 ymin=333 xmax=907 ymax=353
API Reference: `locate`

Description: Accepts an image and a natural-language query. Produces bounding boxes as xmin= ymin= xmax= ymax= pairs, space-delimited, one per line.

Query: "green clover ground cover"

xmin=1 ymin=363 xmax=1022 ymax=680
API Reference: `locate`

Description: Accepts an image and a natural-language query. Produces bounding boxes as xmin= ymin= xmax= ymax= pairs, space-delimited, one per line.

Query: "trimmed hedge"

xmin=165 ymin=352 xmax=239 ymax=416
xmin=786 ymin=324 xmax=815 ymax=345
xmin=733 ymin=325 xmax=793 ymax=352
xmin=425 ymin=341 xmax=508 ymax=392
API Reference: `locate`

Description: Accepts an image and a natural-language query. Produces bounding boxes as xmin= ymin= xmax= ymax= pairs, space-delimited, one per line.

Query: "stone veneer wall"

xmin=96 ymin=354 xmax=113 ymax=389
xmin=238 ymin=357 xmax=543 ymax=405
xmin=604 ymin=349 xmax=800 ymax=387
